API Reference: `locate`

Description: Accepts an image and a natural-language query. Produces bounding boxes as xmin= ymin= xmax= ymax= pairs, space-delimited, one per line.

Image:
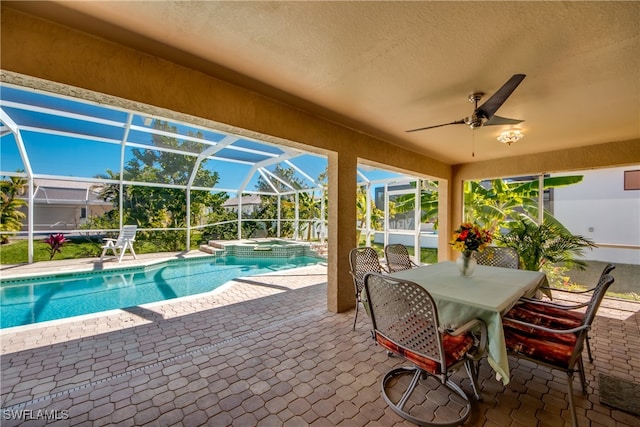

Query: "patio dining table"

xmin=389 ymin=261 xmax=548 ymax=385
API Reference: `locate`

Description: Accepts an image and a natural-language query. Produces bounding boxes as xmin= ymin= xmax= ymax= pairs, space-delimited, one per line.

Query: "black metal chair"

xmin=349 ymin=247 xmax=386 ymax=330
xmin=525 ymin=263 xmax=615 ymax=362
xmin=363 ymin=272 xmax=486 ymax=426
xmin=384 ymin=243 xmax=420 ymax=273
xmin=503 ymin=273 xmax=615 ymax=427
xmin=474 ymin=246 xmax=519 ymax=269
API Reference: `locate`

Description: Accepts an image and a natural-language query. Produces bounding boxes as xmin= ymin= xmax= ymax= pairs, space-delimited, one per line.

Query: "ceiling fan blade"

xmin=406 ymin=119 xmax=465 ymax=133
xmin=477 ymin=74 xmax=526 ymax=120
xmin=483 ymin=115 xmax=524 ymax=126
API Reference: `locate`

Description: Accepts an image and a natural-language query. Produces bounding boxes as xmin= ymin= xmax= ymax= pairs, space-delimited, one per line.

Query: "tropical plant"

xmin=392 ymin=179 xmax=439 ymax=226
xmin=463 ymin=175 xmax=584 ymax=231
xmin=0 ymin=174 xmax=28 ymax=244
xmin=44 ymin=233 xmax=70 ymax=260
xmin=496 ymin=219 xmax=597 ymax=271
xmin=356 ymin=186 xmax=386 ymax=242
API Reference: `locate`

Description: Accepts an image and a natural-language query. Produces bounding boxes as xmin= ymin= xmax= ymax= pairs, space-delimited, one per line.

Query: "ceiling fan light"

xmin=497 ymin=129 xmax=524 ymax=145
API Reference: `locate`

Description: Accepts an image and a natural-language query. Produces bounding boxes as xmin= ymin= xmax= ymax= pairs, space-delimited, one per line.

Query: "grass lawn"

xmin=0 ymin=235 xmax=202 ymax=264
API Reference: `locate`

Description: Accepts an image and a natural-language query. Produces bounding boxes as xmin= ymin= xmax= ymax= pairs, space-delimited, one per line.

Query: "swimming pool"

xmin=0 ymin=255 xmax=323 ymax=329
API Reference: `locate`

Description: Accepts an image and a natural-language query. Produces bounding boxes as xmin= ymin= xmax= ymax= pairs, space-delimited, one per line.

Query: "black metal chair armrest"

xmin=518 ymin=296 xmax=588 ymax=311
xmin=504 ymin=317 xmax=589 ymax=335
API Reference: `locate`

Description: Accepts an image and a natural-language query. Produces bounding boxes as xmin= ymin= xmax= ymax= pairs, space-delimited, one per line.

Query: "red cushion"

xmin=503 ymin=318 xmax=578 ymax=346
xmin=375 ymin=331 xmax=473 ymax=375
xmin=504 ymin=325 xmax=576 ymax=369
xmin=520 ymin=302 xmax=584 ymax=324
xmin=506 ymin=302 xmax=583 ymax=330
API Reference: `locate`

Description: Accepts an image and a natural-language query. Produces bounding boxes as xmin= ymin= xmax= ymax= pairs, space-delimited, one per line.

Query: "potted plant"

xmin=495 ymin=219 xmax=596 ymax=272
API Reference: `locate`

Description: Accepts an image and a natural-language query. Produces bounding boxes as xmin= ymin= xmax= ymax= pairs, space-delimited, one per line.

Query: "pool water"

xmin=0 ymin=256 xmax=323 ymax=329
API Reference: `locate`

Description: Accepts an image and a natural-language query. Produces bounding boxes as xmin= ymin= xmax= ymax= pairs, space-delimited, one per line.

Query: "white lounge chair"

xmin=100 ymin=225 xmax=138 ymax=262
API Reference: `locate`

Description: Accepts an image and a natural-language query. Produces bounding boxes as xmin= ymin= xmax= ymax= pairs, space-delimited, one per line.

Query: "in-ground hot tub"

xmin=204 ymin=238 xmax=320 ymax=258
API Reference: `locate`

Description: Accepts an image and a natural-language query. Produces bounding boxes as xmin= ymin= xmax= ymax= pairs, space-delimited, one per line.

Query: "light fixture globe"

xmin=497 ymin=129 xmax=524 ymax=145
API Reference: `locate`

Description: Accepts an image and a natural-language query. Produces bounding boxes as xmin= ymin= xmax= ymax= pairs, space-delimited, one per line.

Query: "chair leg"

xmin=353 ymin=302 xmax=359 ymax=331
xmin=566 ymin=372 xmax=578 ymax=427
xmin=576 ymin=356 xmax=587 ymax=394
xmin=128 ymin=243 xmax=137 ymax=260
xmin=585 ymin=333 xmax=594 ymax=362
xmin=464 ymin=359 xmax=482 ymax=401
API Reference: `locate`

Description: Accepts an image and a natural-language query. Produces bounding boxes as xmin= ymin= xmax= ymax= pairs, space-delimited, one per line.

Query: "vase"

xmin=456 ymin=251 xmax=477 ymax=277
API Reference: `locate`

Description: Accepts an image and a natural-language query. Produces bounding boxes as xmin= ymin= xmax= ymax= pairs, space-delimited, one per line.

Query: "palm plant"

xmin=496 ymin=219 xmax=597 ymax=271
xmin=0 ymin=175 xmax=27 ymax=244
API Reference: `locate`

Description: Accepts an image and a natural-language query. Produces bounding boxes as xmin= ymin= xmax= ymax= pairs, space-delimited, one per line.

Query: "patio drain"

xmin=1 ymin=308 xmax=327 ymax=411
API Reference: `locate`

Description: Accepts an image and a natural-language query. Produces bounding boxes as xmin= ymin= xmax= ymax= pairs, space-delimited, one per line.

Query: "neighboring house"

xmin=553 ymin=166 xmax=640 ymax=265
xmin=19 ymin=179 xmax=112 ymax=231
xmin=222 ymin=195 xmax=262 ymax=216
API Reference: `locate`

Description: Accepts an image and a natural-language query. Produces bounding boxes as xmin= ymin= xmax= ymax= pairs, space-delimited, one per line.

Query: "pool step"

xmin=199 ymin=244 xmax=225 ymax=255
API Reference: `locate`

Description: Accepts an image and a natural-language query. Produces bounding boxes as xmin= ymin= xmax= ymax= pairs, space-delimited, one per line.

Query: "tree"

xmin=92 ymin=121 xmax=227 ymax=250
xmin=253 ymin=165 xmax=315 ymax=239
xmin=0 ymin=175 xmax=27 ymax=244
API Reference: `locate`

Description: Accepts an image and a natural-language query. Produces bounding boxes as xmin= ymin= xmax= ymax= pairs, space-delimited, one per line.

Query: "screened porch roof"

xmin=1 ymin=83 xmax=337 ymax=196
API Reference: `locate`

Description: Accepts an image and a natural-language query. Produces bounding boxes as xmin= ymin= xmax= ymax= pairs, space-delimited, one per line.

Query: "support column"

xmin=327 ymin=151 xmax=357 ymax=313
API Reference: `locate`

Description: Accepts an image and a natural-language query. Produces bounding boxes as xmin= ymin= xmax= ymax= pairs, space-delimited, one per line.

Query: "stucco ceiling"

xmin=9 ymin=1 xmax=640 ymax=165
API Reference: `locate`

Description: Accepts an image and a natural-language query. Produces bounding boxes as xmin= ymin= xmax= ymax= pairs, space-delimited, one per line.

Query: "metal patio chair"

xmin=363 ymin=272 xmax=486 ymax=426
xmin=384 ymin=243 xmax=419 ymax=273
xmin=349 ymin=247 xmax=386 ymax=330
xmin=475 ymin=246 xmax=520 ymax=269
xmin=522 ymin=263 xmax=615 ymax=362
xmin=503 ymin=273 xmax=615 ymax=427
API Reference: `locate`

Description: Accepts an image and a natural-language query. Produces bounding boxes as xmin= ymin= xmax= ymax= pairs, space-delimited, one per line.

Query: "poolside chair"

xmin=363 ymin=272 xmax=486 ymax=426
xmin=475 ymin=246 xmax=520 ymax=269
xmin=384 ymin=243 xmax=419 ymax=272
xmin=349 ymin=247 xmax=386 ymax=331
xmin=503 ymin=273 xmax=615 ymax=427
xmin=100 ymin=225 xmax=138 ymax=262
xmin=517 ymin=263 xmax=615 ymax=362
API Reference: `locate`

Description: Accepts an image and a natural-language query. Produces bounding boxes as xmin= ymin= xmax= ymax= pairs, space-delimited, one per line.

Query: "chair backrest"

xmin=581 ymin=273 xmax=615 ymax=330
xmin=475 ymin=246 xmax=519 ymax=269
xmin=364 ymin=272 xmax=445 ymax=371
xmin=349 ymin=247 xmax=383 ymax=294
xmin=116 ymin=225 xmax=137 ymax=245
xmin=600 ymin=263 xmax=616 ymax=277
xmin=384 ymin=243 xmax=415 ymax=272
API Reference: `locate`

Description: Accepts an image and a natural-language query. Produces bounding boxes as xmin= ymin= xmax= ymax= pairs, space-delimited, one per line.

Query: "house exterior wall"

xmin=553 ymin=166 xmax=640 ymax=265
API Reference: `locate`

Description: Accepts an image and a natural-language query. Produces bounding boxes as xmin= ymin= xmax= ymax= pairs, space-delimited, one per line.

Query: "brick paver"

xmin=1 ymin=255 xmax=639 ymax=426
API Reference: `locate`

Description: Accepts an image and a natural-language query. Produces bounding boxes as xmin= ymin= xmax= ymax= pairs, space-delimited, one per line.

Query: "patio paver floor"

xmin=1 ymin=255 xmax=639 ymax=426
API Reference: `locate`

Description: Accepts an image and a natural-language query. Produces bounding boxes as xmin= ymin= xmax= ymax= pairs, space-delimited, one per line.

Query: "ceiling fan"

xmin=406 ymin=74 xmax=526 ymax=132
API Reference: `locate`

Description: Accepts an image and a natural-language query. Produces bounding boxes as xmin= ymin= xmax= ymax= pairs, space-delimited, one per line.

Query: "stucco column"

xmin=327 ymin=152 xmax=357 ymax=313
xmin=437 ymin=178 xmax=453 ymax=261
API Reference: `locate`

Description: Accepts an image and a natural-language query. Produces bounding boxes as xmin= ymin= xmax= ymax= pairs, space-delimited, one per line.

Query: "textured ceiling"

xmin=11 ymin=1 xmax=640 ymax=165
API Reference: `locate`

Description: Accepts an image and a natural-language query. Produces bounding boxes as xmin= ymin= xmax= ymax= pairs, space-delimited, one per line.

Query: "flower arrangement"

xmin=44 ymin=233 xmax=69 ymax=260
xmin=450 ymin=223 xmax=493 ymax=255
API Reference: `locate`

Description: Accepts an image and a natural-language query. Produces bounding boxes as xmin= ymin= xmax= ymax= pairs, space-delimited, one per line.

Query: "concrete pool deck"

xmin=1 ymin=254 xmax=639 ymax=426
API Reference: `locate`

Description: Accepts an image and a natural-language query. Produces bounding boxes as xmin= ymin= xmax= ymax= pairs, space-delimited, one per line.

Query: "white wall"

xmin=552 ymin=166 xmax=640 ymax=264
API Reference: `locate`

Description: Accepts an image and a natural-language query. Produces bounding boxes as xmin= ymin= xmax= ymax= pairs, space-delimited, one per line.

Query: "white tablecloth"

xmin=390 ymin=261 xmax=548 ymax=385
